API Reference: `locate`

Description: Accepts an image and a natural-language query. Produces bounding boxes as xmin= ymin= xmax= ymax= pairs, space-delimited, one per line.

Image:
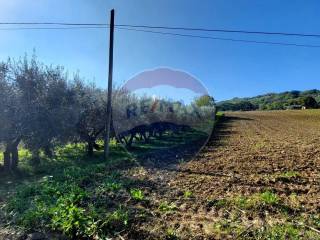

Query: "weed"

xmin=260 ymin=191 xmax=279 ymax=205
xmin=178 ymin=158 xmax=185 ymax=164
xmin=288 ymin=193 xmax=300 ymax=208
xmin=311 ymin=214 xmax=320 ymax=228
xmin=254 ymin=223 xmax=300 ymax=240
xmin=254 ymin=142 xmax=266 ymax=150
xmin=276 ymin=171 xmax=301 ymax=182
xmin=281 ymin=171 xmax=300 ymax=178
xmin=212 ymin=220 xmax=244 ymax=237
xmin=166 ymin=228 xmax=179 ymax=240
xmin=51 ymin=198 xmax=91 ymax=238
xmin=159 ymin=201 xmax=177 ymax=212
xmin=212 ymin=221 xmax=230 ymax=235
xmin=98 ymin=178 xmax=122 ymax=193
xmin=130 ymin=188 xmax=144 ymax=201
xmin=183 ymin=190 xmax=193 ymax=198
xmin=207 ymin=199 xmax=228 ymax=209
xmin=105 ymin=207 xmax=129 ymax=229
xmin=234 ymin=196 xmax=256 ymax=210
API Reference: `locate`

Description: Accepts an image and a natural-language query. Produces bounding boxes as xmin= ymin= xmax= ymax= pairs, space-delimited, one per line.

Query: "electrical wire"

xmin=0 ymin=26 xmax=106 ymax=30
xmin=117 ymin=24 xmax=320 ymax=38
xmin=116 ymin=27 xmax=320 ymax=48
xmin=0 ymin=22 xmax=319 ymax=38
xmin=0 ymin=24 xmax=320 ymax=48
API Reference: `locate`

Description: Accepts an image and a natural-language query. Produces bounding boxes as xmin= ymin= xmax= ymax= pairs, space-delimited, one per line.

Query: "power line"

xmin=0 ymin=22 xmax=320 ymax=38
xmin=116 ymin=27 xmax=320 ymax=48
xmin=0 ymin=26 xmax=107 ymax=30
xmin=0 ymin=24 xmax=320 ymax=48
xmin=117 ymin=24 xmax=320 ymax=39
xmin=0 ymin=22 xmax=107 ymax=26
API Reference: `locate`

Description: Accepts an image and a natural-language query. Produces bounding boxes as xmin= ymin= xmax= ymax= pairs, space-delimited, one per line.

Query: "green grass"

xmin=0 ymin=142 xmax=138 ymax=238
xmin=207 ymin=193 xmax=319 ymax=239
xmin=280 ymin=171 xmax=300 ymax=178
xmin=233 ymin=196 xmax=256 ymax=210
xmin=260 ymin=191 xmax=279 ymax=205
xmin=249 ymin=223 xmax=302 ymax=240
xmin=214 ymin=112 xmax=224 ymax=127
xmin=215 ymin=111 xmax=224 ymax=118
xmin=209 ymin=191 xmax=282 ymax=213
xmin=211 ymin=220 xmax=318 ymax=240
xmin=275 ymin=171 xmax=301 ymax=183
xmin=129 ymin=129 xmax=209 ymax=155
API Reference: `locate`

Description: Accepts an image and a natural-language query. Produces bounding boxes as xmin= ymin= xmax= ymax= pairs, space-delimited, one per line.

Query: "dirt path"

xmin=126 ymin=111 xmax=320 ymax=239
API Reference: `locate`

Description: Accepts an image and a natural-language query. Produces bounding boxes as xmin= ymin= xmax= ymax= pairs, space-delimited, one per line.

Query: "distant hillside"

xmin=217 ymin=89 xmax=320 ymax=111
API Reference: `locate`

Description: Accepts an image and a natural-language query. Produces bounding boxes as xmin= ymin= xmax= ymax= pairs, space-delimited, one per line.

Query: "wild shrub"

xmin=50 ymin=192 xmax=101 ymax=238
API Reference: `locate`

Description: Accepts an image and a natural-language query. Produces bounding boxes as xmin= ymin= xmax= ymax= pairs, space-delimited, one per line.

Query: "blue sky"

xmin=1 ymin=0 xmax=320 ymax=101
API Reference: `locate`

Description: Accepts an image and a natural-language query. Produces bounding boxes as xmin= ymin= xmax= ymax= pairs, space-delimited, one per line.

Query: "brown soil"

xmin=124 ymin=110 xmax=320 ymax=239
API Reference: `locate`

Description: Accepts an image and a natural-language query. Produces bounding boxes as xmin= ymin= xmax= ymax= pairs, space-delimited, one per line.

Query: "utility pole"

xmin=104 ymin=9 xmax=115 ymax=159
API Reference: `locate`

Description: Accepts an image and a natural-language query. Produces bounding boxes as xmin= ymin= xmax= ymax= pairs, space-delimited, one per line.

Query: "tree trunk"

xmin=87 ymin=141 xmax=94 ymax=156
xmin=11 ymin=146 xmax=19 ymax=170
xmin=31 ymin=150 xmax=40 ymax=166
xmin=44 ymin=145 xmax=53 ymax=158
xmin=3 ymin=138 xmax=20 ymax=172
xmin=11 ymin=138 xmax=20 ymax=170
xmin=3 ymin=148 xmax=10 ymax=171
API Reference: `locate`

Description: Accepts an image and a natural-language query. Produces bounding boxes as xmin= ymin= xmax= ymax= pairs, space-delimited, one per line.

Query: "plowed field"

xmin=126 ymin=110 xmax=320 ymax=239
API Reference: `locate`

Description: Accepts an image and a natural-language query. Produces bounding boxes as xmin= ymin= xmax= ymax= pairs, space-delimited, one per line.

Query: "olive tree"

xmin=0 ymin=62 xmax=22 ymax=171
xmin=75 ymin=82 xmax=107 ymax=156
xmin=11 ymin=56 xmax=80 ymax=165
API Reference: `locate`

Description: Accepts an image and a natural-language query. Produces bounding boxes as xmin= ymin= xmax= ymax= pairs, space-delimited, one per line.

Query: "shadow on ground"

xmin=132 ymin=115 xmax=253 ymax=170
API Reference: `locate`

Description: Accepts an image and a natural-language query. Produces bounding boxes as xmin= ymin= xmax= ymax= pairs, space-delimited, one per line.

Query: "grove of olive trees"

xmin=0 ymin=55 xmax=112 ymax=171
xmin=0 ymin=55 xmax=216 ymax=174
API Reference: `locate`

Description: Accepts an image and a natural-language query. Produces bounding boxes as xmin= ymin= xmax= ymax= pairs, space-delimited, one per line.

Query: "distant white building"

xmin=286 ymin=105 xmax=305 ymax=110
